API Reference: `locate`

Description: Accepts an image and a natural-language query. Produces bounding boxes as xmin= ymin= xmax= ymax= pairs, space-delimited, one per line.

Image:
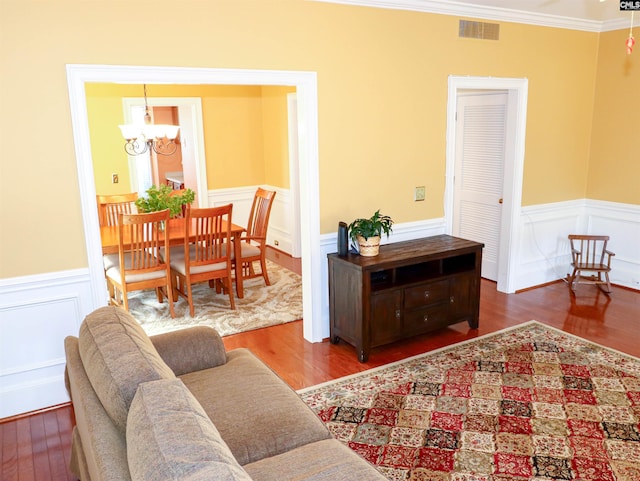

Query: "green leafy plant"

xmin=135 ymin=184 xmax=195 ymax=218
xmin=348 ymin=209 xmax=394 ymax=242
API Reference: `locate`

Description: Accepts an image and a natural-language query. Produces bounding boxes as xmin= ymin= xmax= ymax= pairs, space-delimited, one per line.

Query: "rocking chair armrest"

xmin=604 ymin=249 xmax=615 ymax=267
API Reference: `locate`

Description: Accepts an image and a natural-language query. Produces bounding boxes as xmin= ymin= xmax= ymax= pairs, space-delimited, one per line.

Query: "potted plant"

xmin=348 ymin=209 xmax=393 ymax=256
xmin=135 ymin=184 xmax=195 ymax=219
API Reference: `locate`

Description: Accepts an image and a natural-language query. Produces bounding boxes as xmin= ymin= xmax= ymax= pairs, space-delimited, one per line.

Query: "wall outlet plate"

xmin=414 ymin=186 xmax=426 ymax=201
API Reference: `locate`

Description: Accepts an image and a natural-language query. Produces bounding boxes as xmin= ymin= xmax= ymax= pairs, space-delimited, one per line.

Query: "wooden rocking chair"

xmin=568 ymin=234 xmax=615 ymax=294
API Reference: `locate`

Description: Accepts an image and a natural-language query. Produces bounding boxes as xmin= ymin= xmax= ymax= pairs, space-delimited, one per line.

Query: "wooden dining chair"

xmin=169 ymin=204 xmax=235 ymax=316
xmin=568 ymin=234 xmax=615 ymax=294
xmin=234 ymin=188 xmax=276 ymax=287
xmin=96 ymin=192 xmax=138 ymax=227
xmin=97 ymin=193 xmax=139 ymax=272
xmin=105 ymin=209 xmax=175 ymax=318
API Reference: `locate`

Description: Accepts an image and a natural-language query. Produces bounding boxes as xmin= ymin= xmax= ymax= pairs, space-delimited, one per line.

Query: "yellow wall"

xmin=0 ymin=0 xmax=637 ymax=278
xmin=262 ymin=86 xmax=294 ymax=189
xmin=86 ymin=83 xmax=290 ymax=196
xmin=588 ymin=29 xmax=640 ymax=202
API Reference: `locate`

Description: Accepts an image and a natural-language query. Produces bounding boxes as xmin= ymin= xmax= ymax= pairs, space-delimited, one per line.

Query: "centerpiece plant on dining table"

xmin=135 ymin=184 xmax=195 ymax=218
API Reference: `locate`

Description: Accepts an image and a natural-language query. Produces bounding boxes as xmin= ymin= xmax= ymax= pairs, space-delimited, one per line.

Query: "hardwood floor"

xmin=225 ymin=279 xmax=640 ymax=390
xmin=1 ymin=258 xmax=638 ymax=480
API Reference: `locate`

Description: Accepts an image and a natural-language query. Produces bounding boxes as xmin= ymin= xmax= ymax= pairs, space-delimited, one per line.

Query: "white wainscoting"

xmin=208 ymin=185 xmax=298 ymax=256
xmin=0 ymin=270 xmax=94 ymax=418
xmin=517 ymin=200 xmax=640 ymax=291
xmin=0 ymin=198 xmax=637 ymax=418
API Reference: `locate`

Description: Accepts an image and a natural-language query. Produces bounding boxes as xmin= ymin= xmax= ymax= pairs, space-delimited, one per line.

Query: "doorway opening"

xmin=67 ymin=65 xmax=324 ymax=342
xmin=445 ymin=76 xmax=529 ymax=293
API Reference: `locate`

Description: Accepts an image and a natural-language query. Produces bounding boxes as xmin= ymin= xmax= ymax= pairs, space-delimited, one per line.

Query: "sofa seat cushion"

xmin=127 ymin=378 xmax=251 ymax=481
xmin=78 ymin=306 xmax=175 ymax=434
xmin=180 ymin=348 xmax=332 ymax=466
xmin=244 ymin=439 xmax=387 ymax=481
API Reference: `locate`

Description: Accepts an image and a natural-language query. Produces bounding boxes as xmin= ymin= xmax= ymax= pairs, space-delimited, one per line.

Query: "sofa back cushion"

xmin=127 ymin=378 xmax=252 ymax=481
xmin=78 ymin=306 xmax=175 ymax=434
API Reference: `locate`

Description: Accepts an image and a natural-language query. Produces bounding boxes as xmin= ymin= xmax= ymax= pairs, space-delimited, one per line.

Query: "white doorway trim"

xmin=445 ymin=76 xmax=528 ymax=293
xmin=66 ymin=64 xmax=324 ymax=342
xmin=287 ymin=93 xmax=302 ymax=258
xmin=122 ymin=97 xmax=208 ymax=207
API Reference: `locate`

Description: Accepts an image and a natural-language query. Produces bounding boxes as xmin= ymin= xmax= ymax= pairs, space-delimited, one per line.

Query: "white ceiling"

xmin=315 ymin=0 xmax=639 ymax=32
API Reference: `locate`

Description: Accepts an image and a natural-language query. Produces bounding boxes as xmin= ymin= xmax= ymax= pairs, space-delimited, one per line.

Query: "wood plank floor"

xmin=1 ymin=255 xmax=638 ymax=480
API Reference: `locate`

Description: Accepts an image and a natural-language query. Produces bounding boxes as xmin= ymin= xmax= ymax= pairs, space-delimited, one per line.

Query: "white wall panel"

xmin=0 ymin=270 xmax=94 ymax=418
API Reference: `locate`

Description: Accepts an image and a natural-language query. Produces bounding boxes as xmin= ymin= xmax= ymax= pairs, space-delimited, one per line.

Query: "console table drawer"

xmin=404 ymin=280 xmax=449 ymax=309
xmin=404 ymin=304 xmax=449 ymax=334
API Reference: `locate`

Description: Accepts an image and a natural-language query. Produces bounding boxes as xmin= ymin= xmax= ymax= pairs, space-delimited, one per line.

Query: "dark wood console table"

xmin=328 ymin=235 xmax=483 ymax=362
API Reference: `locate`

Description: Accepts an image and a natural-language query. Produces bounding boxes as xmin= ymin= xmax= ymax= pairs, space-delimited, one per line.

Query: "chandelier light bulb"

xmin=119 ymin=84 xmax=180 ymax=156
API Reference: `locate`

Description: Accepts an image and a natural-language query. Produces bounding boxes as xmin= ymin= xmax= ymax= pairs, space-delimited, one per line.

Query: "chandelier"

xmin=119 ymin=85 xmax=180 ymax=156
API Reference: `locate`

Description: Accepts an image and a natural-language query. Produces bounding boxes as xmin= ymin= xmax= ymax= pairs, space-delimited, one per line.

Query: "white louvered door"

xmin=453 ymin=92 xmax=508 ymax=281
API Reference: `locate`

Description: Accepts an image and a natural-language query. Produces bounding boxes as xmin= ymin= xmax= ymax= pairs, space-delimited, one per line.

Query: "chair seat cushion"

xmin=103 ymin=253 xmax=119 ymax=271
xmin=105 ymin=253 xmax=168 ymax=284
xmin=168 ymin=245 xmax=228 ymax=275
xmin=239 ymin=242 xmax=261 ymax=259
xmin=127 ymin=378 xmax=251 ymax=481
xmin=78 ymin=306 xmax=176 ymax=434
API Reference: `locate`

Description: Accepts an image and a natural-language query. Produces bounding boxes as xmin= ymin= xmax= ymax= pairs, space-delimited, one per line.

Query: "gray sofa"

xmin=64 ymin=306 xmax=386 ymax=481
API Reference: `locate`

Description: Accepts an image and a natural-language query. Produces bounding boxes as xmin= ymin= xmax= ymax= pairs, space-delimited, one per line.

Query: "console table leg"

xmin=358 ymin=348 xmax=369 ymax=363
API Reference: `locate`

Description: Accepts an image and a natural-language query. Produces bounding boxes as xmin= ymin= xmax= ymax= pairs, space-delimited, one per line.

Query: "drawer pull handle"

xmin=450 ymin=296 xmax=455 ymax=304
xmin=424 ymin=291 xmax=430 ymax=299
xmin=395 ymin=310 xmax=401 ymax=319
xmin=423 ymin=314 xmax=429 ymax=322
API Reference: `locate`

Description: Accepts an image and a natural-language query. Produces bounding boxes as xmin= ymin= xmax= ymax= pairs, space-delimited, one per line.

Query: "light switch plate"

xmin=414 ymin=186 xmax=426 ymax=201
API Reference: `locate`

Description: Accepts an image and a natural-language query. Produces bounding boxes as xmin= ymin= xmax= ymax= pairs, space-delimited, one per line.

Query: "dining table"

xmin=100 ymin=217 xmax=247 ymax=299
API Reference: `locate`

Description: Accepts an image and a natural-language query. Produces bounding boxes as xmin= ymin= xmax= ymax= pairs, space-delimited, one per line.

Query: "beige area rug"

xmin=127 ymin=260 xmax=302 ymax=337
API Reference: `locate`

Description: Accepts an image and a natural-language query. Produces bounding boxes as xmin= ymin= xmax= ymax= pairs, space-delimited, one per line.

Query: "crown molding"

xmin=312 ymin=0 xmax=639 ymax=33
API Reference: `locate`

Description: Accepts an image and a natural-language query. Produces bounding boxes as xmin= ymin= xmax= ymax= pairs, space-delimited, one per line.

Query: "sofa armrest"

xmin=150 ymin=326 xmax=227 ymax=376
xmin=64 ymin=336 xmax=132 ymax=481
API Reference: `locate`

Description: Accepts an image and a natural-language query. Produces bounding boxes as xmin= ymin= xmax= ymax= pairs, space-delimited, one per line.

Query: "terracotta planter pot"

xmin=357 ymin=235 xmax=381 ymax=256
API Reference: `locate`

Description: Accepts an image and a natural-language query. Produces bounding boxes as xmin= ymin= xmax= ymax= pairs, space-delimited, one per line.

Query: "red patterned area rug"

xmin=299 ymin=321 xmax=640 ymax=480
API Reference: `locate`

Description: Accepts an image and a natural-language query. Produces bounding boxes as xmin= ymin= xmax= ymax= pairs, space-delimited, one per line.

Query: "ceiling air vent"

xmin=459 ymin=20 xmax=500 ymax=40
